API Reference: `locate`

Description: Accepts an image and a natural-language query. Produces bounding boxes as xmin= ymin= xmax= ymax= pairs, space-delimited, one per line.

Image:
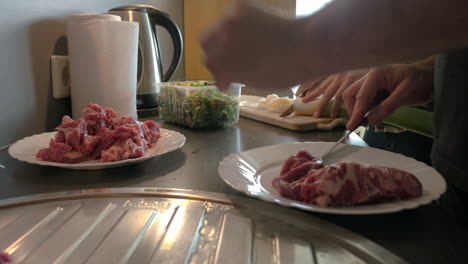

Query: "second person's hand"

xmin=343 ymin=58 xmax=435 ymax=131
xmin=200 ymin=1 xmax=310 ymax=90
xmin=296 ymin=71 xmax=367 ymax=118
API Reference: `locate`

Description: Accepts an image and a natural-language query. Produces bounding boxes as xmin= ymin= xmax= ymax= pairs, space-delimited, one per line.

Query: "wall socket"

xmin=51 ymin=55 xmax=70 ymax=99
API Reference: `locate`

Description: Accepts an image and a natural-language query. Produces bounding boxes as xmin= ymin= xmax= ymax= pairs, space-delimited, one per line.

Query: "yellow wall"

xmin=184 ymin=0 xmax=295 ymax=81
xmin=184 ymin=0 xmax=231 ymax=80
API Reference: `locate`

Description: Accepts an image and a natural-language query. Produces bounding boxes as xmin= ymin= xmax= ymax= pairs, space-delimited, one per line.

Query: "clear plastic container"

xmin=157 ymin=81 xmax=243 ymax=128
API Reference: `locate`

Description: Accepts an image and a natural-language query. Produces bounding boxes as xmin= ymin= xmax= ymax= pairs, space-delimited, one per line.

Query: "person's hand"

xmin=343 ymin=59 xmax=434 ymax=130
xmin=200 ymin=1 xmax=308 ymax=90
xmin=296 ymin=71 xmax=367 ymax=118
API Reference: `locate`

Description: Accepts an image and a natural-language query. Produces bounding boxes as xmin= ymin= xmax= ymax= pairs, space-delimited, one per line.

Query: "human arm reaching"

xmin=201 ymin=0 xmax=468 ymax=90
xmin=343 ymin=57 xmax=435 ymax=130
xmin=296 ymin=71 xmax=367 ymax=118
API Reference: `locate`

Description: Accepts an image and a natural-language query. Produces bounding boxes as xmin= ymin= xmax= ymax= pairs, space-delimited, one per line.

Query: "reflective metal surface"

xmin=1 ymin=117 xmax=465 ymax=263
xmin=0 ymin=188 xmax=406 ymax=264
xmin=109 ymin=5 xmax=183 ymax=109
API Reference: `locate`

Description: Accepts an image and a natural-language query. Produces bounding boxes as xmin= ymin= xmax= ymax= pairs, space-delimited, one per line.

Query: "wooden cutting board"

xmin=239 ymin=96 xmax=347 ymax=132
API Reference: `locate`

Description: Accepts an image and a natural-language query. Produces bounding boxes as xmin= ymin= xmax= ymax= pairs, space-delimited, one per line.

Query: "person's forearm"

xmin=410 ymin=56 xmax=435 ymax=69
xmin=296 ymin=0 xmax=468 ymax=81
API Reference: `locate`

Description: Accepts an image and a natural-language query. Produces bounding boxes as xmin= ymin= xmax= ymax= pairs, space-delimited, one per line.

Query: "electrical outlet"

xmin=51 ymin=55 xmax=70 ymax=99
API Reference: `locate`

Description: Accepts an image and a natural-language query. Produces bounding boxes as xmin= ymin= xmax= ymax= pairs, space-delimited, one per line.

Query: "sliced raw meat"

xmin=272 ymin=151 xmax=324 ymax=201
xmin=36 ymin=139 xmax=93 ymax=164
xmin=279 ymin=150 xmax=323 ymax=176
xmin=301 ymin=162 xmax=423 ymax=207
xmin=272 ymin=151 xmax=423 ymax=207
xmin=55 ymin=116 xmax=87 ymax=150
xmin=115 ymin=116 xmax=136 ymax=126
xmin=101 ymin=138 xmax=145 ymax=162
xmin=36 ymin=139 xmax=72 ymax=161
xmin=80 ymin=135 xmax=101 ymax=155
xmin=83 ymin=104 xmax=117 ymax=134
xmin=142 ymin=120 xmax=161 ymax=147
xmin=93 ymin=128 xmax=117 ymax=158
xmin=36 ymin=104 xmax=161 ymax=164
xmin=0 ymin=252 xmax=11 ymax=264
xmin=114 ymin=124 xmax=144 ymax=145
xmin=272 ymin=177 xmax=306 ymax=201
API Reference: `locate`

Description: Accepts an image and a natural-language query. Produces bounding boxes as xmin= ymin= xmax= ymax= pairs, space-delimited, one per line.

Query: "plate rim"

xmin=218 ymin=141 xmax=447 ymax=215
xmin=8 ymin=128 xmax=186 ymax=170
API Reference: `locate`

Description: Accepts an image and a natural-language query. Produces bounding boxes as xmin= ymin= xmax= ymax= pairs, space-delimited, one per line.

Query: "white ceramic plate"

xmin=8 ymin=129 xmax=186 ymax=170
xmin=218 ymin=142 xmax=447 ymax=215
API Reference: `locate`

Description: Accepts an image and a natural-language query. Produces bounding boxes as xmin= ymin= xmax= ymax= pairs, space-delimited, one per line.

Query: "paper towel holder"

xmin=109 ymin=5 xmax=183 ymax=111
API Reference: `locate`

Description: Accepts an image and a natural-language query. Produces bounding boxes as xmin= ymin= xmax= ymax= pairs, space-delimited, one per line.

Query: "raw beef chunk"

xmin=272 ymin=151 xmax=422 ymax=207
xmin=36 ymin=104 xmax=161 ymax=163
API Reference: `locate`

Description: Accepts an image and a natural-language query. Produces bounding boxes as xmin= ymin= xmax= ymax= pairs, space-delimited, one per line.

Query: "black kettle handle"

xmin=148 ymin=8 xmax=183 ymax=82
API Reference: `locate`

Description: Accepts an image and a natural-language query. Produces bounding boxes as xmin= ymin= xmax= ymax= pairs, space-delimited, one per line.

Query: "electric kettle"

xmin=109 ymin=5 xmax=183 ymax=110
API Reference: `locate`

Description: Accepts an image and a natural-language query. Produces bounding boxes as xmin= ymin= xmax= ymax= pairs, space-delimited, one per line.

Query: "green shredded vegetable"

xmin=159 ymin=82 xmax=239 ymax=128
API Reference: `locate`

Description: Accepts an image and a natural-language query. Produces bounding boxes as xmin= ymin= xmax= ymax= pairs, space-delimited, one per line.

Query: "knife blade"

xmin=279 ymin=103 xmax=295 ymax=117
xmin=279 ymin=91 xmax=306 ymax=117
xmin=320 ymin=112 xmax=370 ymax=160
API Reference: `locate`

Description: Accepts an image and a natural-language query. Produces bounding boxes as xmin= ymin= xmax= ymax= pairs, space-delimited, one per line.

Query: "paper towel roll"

xmin=67 ymin=14 xmax=122 ymax=23
xmin=67 ymin=14 xmax=139 ymax=119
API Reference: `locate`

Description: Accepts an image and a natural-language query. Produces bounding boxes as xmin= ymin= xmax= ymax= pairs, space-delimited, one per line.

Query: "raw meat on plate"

xmin=36 ymin=104 xmax=161 ymax=163
xmin=273 ymin=151 xmax=422 ymax=207
xmin=0 ymin=252 xmax=11 ymax=264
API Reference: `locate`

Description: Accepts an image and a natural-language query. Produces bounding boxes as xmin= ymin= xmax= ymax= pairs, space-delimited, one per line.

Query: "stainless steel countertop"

xmin=0 ymin=117 xmax=467 ymax=264
xmin=0 ymin=188 xmax=407 ymax=264
xmin=0 ymin=117 xmax=364 ymax=198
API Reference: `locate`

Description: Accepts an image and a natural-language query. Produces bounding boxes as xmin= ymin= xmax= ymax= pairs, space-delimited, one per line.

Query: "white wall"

xmin=0 ymin=0 xmax=184 ymax=146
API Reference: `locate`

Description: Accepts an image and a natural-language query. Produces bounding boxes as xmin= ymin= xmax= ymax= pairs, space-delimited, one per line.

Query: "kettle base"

xmin=137 ymin=107 xmax=159 ymax=119
xmin=137 ymin=94 xmax=158 ymax=109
